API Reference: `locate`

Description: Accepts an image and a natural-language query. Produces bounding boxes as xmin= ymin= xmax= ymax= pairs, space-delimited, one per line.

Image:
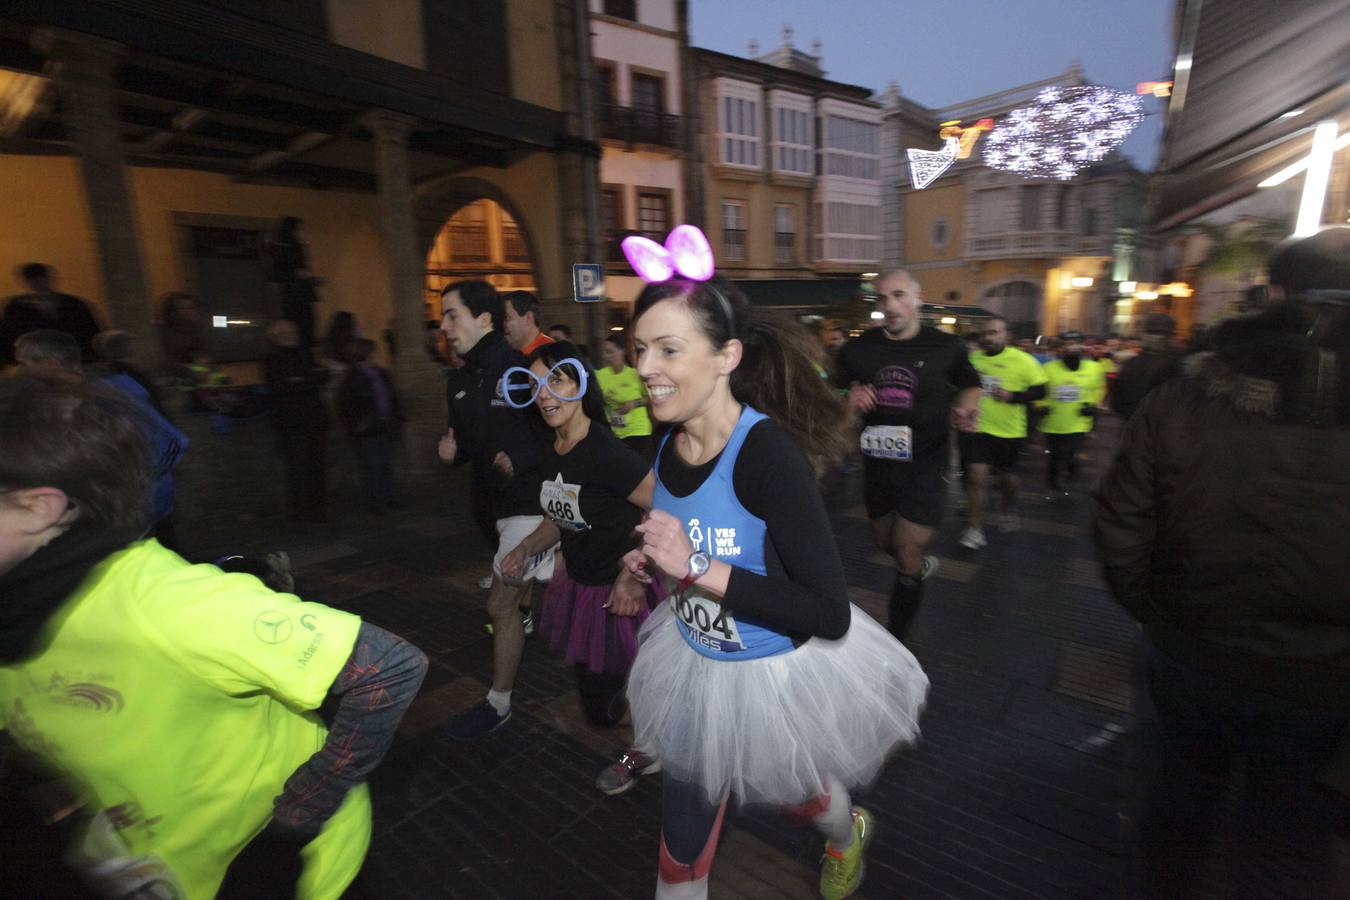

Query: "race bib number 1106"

xmin=860 ymin=425 xmax=912 ymax=461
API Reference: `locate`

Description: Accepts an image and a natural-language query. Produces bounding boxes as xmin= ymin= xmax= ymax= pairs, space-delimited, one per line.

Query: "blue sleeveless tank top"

xmin=653 ymin=406 xmax=795 ymax=660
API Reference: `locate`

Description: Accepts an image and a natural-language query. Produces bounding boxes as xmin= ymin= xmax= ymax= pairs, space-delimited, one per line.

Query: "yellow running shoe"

xmin=819 ymin=806 xmax=873 ymax=900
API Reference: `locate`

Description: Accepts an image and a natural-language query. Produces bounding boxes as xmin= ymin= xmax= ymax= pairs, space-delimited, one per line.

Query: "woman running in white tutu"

xmin=616 ymin=226 xmax=930 ymax=900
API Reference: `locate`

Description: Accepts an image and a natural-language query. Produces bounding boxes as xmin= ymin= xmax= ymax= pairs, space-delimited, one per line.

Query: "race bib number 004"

xmin=860 ymin=425 xmax=913 ymax=461
xmin=674 ymin=592 xmax=745 ymax=653
xmin=1053 ymin=385 xmax=1081 ymax=403
xmin=540 ymin=475 xmax=589 ymax=532
xmin=979 ymin=374 xmax=1001 ymax=395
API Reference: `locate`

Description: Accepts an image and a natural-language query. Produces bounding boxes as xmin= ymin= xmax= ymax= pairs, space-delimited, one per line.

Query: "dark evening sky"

xmin=688 ymin=0 xmax=1175 ymax=169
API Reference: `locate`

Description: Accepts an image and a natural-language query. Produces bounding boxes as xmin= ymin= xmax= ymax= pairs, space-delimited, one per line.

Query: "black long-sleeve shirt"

xmin=657 ymin=418 xmax=851 ymax=640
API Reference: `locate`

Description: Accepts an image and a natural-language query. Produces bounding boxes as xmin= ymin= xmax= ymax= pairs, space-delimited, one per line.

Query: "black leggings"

xmin=661 ymin=773 xmax=727 ymax=869
xmin=575 ymin=665 xmax=627 ymax=727
xmin=1045 ymin=432 xmax=1086 ymax=489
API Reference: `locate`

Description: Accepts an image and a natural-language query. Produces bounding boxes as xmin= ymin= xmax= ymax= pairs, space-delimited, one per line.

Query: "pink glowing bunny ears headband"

xmin=621 ymin=224 xmax=716 ymax=283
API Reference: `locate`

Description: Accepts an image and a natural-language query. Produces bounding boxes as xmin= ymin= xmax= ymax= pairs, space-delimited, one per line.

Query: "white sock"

xmin=486 ymin=689 xmax=511 ymax=715
xmin=655 ymin=875 xmax=708 ymax=899
xmin=815 ymin=776 xmax=855 ymax=849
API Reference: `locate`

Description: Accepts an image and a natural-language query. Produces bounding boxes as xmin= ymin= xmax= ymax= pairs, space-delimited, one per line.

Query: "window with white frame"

xmin=772 ymin=101 xmax=812 ymax=175
xmin=773 ymin=204 xmax=796 ymax=263
xmin=822 ymin=114 xmax=879 ymax=180
xmin=817 ymin=201 xmax=880 ymax=261
xmin=717 ymin=81 xmax=760 ymax=168
xmin=721 ymin=200 xmax=746 ymax=261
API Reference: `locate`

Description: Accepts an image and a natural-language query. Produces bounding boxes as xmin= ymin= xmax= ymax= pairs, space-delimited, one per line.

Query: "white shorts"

xmin=492 ymin=515 xmax=556 ymax=584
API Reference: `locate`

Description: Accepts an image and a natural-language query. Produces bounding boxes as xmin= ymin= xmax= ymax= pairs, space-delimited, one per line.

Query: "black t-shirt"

xmin=538 ymin=423 xmax=650 ymax=585
xmin=836 ymin=325 xmax=980 ymax=456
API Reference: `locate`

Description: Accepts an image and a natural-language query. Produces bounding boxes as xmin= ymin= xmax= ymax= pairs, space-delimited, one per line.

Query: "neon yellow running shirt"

xmin=0 ymin=540 xmax=368 ymax=899
xmin=595 ymin=364 xmax=651 ymax=438
xmin=969 ymin=347 xmax=1049 ymax=438
xmin=1038 ymin=358 xmax=1106 ymax=434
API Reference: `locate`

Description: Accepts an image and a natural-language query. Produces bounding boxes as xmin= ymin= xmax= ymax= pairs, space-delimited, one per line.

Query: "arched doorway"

xmin=981 ymin=281 xmax=1042 ymax=339
xmin=423 ymin=198 xmax=537 ymax=322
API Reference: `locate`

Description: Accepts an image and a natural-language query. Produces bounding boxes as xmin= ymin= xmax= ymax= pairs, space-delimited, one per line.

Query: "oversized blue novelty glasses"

xmin=501 ymin=358 xmax=589 ymax=409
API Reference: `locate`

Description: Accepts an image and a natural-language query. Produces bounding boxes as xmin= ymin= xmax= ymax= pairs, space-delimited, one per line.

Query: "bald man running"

xmin=838 ymin=270 xmax=981 ymax=640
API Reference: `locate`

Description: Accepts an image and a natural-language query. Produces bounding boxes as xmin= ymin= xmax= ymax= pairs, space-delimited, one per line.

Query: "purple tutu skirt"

xmin=540 ymin=562 xmax=664 ymax=676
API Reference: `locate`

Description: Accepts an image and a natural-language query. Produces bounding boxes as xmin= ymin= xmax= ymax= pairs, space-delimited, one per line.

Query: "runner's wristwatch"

xmin=676 ymin=551 xmax=711 ymax=594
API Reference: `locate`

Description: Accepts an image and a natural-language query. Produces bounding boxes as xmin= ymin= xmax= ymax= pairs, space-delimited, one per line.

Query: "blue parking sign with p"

xmin=572 ymin=264 xmax=605 ymax=303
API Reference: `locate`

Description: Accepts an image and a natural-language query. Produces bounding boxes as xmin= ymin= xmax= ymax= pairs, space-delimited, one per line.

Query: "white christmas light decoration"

xmin=982 ymin=85 xmax=1143 ymax=180
xmin=907 ymin=137 xmax=960 ymax=189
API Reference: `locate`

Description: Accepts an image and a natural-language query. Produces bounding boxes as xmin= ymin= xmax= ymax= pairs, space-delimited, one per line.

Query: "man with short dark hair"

xmin=1094 ymin=226 xmax=1350 ymax=897
xmin=1 ymin=263 xmax=102 ymax=365
xmin=0 ymin=377 xmax=425 ymax=899
xmin=437 ymin=280 xmax=554 ymax=739
xmin=17 ymin=328 xmax=188 ymax=545
xmin=1036 ymin=331 xmax=1106 ymax=499
xmin=962 ymin=315 xmax=1047 ymax=549
xmin=502 ymin=290 xmax=553 ymax=356
xmin=547 ymin=323 xmax=573 ymax=343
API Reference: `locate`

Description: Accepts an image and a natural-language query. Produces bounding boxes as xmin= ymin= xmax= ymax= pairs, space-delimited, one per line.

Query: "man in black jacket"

xmin=436 ymin=280 xmax=553 ymax=740
xmin=263 ymin=319 xmax=330 ymax=522
xmin=1110 ymin=312 xmax=1181 ymax=421
xmin=1094 ymin=227 xmax=1350 ymax=897
xmin=0 ymin=263 xmax=102 ymax=365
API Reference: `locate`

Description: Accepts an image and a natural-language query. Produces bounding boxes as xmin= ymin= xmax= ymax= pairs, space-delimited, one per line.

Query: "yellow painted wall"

xmin=130 ymin=168 xmax=392 ymax=333
xmin=704 ymin=176 xmax=813 ymax=276
xmin=0 ymin=156 xmax=394 ymax=339
xmin=0 ymin=155 xmax=103 ymax=314
xmin=909 ymin=265 xmax=972 ymax=305
xmin=326 ymin=0 xmax=427 ymax=70
xmin=505 ymin=0 xmax=563 ymax=111
xmin=903 ymin=182 xmax=965 ymax=265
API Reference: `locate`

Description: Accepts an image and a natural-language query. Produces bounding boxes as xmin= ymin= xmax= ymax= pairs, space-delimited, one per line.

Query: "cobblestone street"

xmin=184 ymin=424 xmax=1144 ymax=899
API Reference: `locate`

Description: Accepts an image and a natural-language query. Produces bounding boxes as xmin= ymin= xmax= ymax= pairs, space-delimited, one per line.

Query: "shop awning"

xmin=731 ymin=278 xmax=867 ymax=309
xmin=1152 ymin=0 xmax=1350 ymax=229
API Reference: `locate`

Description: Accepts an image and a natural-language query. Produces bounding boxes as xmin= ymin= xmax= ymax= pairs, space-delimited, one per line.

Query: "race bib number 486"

xmin=860 ymin=425 xmax=912 ymax=461
xmin=674 ymin=593 xmax=745 ymax=653
xmin=540 ymin=475 xmax=589 ymax=532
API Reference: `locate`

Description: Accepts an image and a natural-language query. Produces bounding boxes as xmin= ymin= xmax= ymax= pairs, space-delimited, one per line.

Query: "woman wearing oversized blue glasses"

xmin=498 ymin=342 xmax=665 ymax=795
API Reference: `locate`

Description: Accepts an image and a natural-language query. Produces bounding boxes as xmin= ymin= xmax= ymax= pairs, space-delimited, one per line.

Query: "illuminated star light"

xmin=981 ymin=85 xmax=1143 ymax=180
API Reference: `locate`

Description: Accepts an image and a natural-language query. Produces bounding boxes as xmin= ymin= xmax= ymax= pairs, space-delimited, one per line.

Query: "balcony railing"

xmin=964 ymin=230 xmax=1080 ymax=259
xmin=599 ymin=104 xmax=683 ymax=150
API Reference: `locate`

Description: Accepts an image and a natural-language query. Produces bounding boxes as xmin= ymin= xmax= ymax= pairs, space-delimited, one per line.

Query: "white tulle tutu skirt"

xmin=627 ymin=601 xmax=929 ymax=807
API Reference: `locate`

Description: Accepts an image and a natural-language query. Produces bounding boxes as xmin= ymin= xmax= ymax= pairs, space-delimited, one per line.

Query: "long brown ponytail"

xmin=632 ymin=278 xmax=850 ymax=473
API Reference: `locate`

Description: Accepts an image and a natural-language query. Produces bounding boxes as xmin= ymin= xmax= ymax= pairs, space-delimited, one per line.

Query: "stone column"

xmin=36 ymin=30 xmax=155 ymax=360
xmin=366 ymin=109 xmax=443 ymax=471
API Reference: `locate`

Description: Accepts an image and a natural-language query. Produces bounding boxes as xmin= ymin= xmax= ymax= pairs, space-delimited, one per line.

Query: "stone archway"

xmin=981 ymin=279 xmax=1043 ymax=339
xmin=415 ymin=177 xmax=542 ymax=320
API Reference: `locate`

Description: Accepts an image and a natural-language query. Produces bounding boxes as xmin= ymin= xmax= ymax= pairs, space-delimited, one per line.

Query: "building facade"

xmin=590 ymin=0 xmax=691 ymax=313
xmin=1147 ymin=0 xmax=1350 ymax=332
xmin=688 ymin=31 xmax=882 ymax=313
xmin=0 ymin=0 xmax=599 ymax=372
xmin=883 ymin=66 xmax=1148 ymax=337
